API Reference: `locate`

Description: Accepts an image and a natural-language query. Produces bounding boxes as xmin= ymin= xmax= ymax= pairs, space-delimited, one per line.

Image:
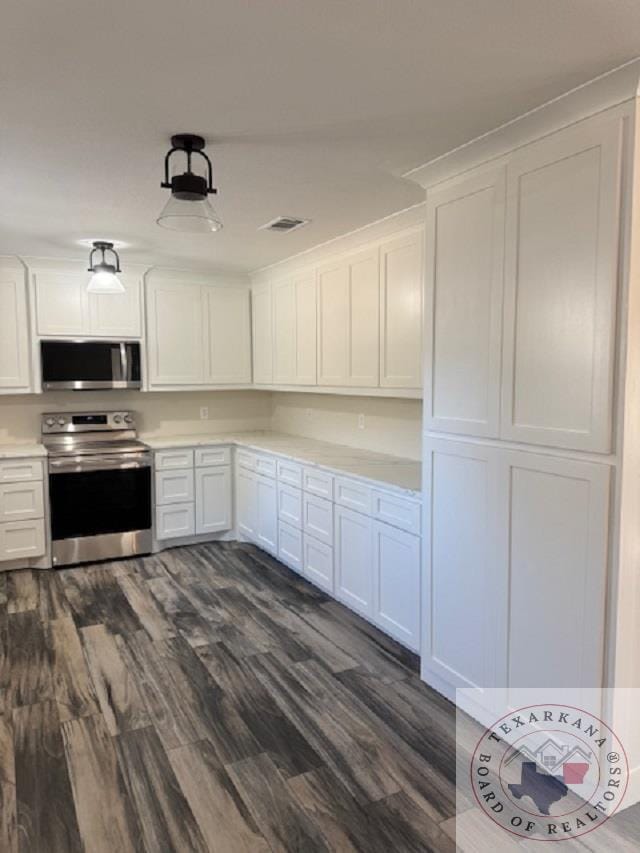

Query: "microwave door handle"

xmin=120 ymin=342 xmax=130 ymax=382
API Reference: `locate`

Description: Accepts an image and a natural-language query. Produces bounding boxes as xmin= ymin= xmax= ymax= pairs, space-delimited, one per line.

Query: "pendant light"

xmin=87 ymin=241 xmax=124 ymax=294
xmin=157 ymin=134 xmax=223 ymax=232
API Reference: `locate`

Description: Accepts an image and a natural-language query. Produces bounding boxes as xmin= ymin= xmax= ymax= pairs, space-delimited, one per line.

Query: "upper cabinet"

xmin=146 ymin=275 xmax=252 ymax=389
xmin=424 ymin=113 xmax=623 ymax=453
xmin=251 ymin=281 xmax=273 ymax=385
xmin=33 ymin=270 xmax=142 ymax=338
xmin=317 ymin=248 xmax=379 ymax=387
xmin=501 ymin=117 xmax=622 ymax=452
xmin=0 ymin=260 xmax=31 ymax=393
xmin=273 ymin=272 xmax=317 ymax=385
xmin=379 ymin=229 xmax=424 ymax=389
xmin=424 ymin=165 xmax=506 ymax=436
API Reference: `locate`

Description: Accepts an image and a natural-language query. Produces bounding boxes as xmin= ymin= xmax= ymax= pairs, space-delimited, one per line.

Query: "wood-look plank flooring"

xmin=0 ymin=542 xmax=638 ymax=852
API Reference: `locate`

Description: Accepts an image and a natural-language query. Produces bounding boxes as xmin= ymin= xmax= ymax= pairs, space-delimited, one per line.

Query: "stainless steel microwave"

xmin=40 ymin=340 xmax=142 ymax=391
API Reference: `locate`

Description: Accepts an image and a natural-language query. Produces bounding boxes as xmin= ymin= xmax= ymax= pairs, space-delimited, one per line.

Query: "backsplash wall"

xmin=0 ymin=390 xmax=272 ymax=443
xmin=270 ymin=393 xmax=422 ymax=460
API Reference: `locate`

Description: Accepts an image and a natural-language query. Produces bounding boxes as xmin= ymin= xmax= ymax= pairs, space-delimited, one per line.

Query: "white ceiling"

xmin=2 ymin=0 xmax=640 ymax=274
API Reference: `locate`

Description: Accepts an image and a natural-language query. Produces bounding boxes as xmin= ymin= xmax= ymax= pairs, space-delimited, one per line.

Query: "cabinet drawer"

xmin=156 ymin=503 xmax=195 ymax=540
xmin=277 ymin=483 xmax=303 ymax=529
xmin=303 ymin=534 xmax=334 ymax=593
xmin=0 ymin=482 xmax=44 ymax=522
xmin=195 ymin=446 xmax=231 ymax=468
xmin=277 ymin=458 xmax=303 ymax=488
xmin=236 ymin=449 xmax=256 ymax=471
xmin=255 ymin=454 xmax=277 ymax=478
xmin=303 ymin=467 xmax=334 ymax=500
xmin=335 ymin=477 xmax=372 ymax=514
xmin=303 ymin=493 xmax=333 ymax=546
xmin=371 ymin=489 xmax=421 ymax=535
xmin=278 ymin=520 xmax=303 ymax=573
xmin=0 ymin=519 xmax=45 ymax=561
xmin=155 ymin=469 xmax=195 ymax=505
xmin=155 ymin=449 xmax=194 ymax=470
xmin=0 ymin=459 xmax=43 ymax=483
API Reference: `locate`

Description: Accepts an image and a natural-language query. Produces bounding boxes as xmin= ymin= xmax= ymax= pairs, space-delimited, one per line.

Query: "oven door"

xmin=48 ymin=455 xmax=152 ymax=565
xmin=41 ymin=340 xmax=141 ymax=390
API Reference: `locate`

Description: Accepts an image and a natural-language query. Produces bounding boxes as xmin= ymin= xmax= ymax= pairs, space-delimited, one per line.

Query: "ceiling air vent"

xmin=259 ymin=216 xmax=310 ymax=233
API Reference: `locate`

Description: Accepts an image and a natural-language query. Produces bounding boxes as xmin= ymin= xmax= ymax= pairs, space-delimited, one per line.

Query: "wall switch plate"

xmin=200 ymin=407 xmax=209 ymax=420
xmin=358 ymin=414 xmax=365 ymax=430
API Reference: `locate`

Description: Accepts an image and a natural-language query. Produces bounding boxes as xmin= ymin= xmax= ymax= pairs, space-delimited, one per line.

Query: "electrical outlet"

xmin=358 ymin=413 xmax=365 ymax=430
xmin=200 ymin=407 xmax=209 ymax=420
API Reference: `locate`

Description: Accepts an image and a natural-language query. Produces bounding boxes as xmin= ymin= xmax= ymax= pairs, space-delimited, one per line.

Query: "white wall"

xmin=270 ymin=392 xmax=422 ymax=460
xmin=0 ymin=390 xmax=272 ymax=443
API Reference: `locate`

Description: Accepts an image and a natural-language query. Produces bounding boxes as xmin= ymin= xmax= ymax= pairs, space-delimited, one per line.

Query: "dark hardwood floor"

xmin=0 ymin=542 xmax=638 ymax=852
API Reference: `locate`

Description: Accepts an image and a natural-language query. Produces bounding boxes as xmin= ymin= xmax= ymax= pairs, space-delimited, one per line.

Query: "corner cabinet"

xmin=0 ymin=260 xmax=31 ymax=393
xmin=146 ymin=277 xmax=251 ymax=389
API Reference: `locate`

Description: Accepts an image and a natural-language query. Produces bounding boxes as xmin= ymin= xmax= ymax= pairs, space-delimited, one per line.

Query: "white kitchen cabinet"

xmin=278 ymin=520 xmax=303 ymax=573
xmin=303 ymin=535 xmax=334 ymax=593
xmin=421 ymin=439 xmax=504 ymax=699
xmin=155 ymin=469 xmax=194 ymax=505
xmin=501 ymin=117 xmax=622 ymax=452
xmin=0 ymin=459 xmax=43 ymax=483
xmin=379 ymin=229 xmax=424 ymax=389
xmin=156 ymin=504 xmax=195 ymax=540
xmin=334 ymin=505 xmax=373 ymax=617
xmin=371 ymin=489 xmax=420 ymax=535
xmin=424 ymin=164 xmax=505 ymax=436
xmin=372 ymin=521 xmax=420 ymax=651
xmin=34 ymin=271 xmax=141 ymax=338
xmin=195 ymin=447 xmax=231 ymax=467
xmin=302 ymin=493 xmax=333 ymax=546
xmin=236 ymin=466 xmax=258 ymax=541
xmin=204 ymin=286 xmax=251 ymax=383
xmin=0 ymin=265 xmax=31 ymax=393
xmin=277 ymin=482 xmax=303 ymax=529
xmin=146 ymin=281 xmax=204 ymax=386
xmin=255 ymin=473 xmax=278 ymax=555
xmin=195 ymin=466 xmax=232 ymax=534
xmin=0 ymin=519 xmax=45 ymax=562
xmin=273 ymin=274 xmax=317 ymax=385
xmin=0 ymin=482 xmax=44 ymax=522
xmin=317 ymin=248 xmax=379 ymax=387
xmin=251 ymin=281 xmax=273 ymax=384
xmin=154 ymin=449 xmax=195 ymax=470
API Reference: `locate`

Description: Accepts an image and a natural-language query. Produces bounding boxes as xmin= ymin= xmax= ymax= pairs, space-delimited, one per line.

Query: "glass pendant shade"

xmin=87 ymin=268 xmax=125 ymax=294
xmin=156 ymin=194 xmax=223 ymax=232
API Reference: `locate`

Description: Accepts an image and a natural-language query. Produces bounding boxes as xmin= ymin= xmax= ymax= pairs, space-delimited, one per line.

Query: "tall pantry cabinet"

xmin=414 ymin=65 xmax=640 ymax=770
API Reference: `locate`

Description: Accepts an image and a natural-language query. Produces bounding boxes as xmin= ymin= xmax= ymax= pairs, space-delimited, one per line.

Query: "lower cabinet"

xmin=0 ymin=519 xmax=45 ymax=562
xmin=156 ymin=503 xmax=195 ymax=540
xmin=196 ymin=466 xmax=232 ymax=534
xmin=372 ymin=521 xmax=420 ymax=651
xmin=303 ymin=534 xmax=334 ymax=593
xmin=236 ymin=466 xmax=258 ymax=540
xmin=278 ymin=520 xmax=303 ymax=573
xmin=334 ymin=506 xmax=373 ymax=618
xmin=0 ymin=458 xmax=46 ymax=565
xmin=256 ymin=474 xmax=278 ymax=555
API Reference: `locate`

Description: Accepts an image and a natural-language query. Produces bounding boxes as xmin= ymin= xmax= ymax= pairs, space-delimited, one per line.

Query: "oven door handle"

xmin=49 ymin=454 xmax=152 ymax=473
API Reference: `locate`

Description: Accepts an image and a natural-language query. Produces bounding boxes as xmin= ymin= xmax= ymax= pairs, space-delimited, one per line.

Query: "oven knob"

xmin=113 ymin=414 xmax=122 ymax=424
xmin=45 ymin=417 xmax=56 ymax=427
xmin=57 ymin=417 xmax=66 ymax=426
xmin=124 ymin=414 xmax=133 ymax=424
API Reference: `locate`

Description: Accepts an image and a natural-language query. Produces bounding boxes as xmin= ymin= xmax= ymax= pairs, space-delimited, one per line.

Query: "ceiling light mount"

xmin=87 ymin=241 xmax=124 ymax=294
xmin=158 ymin=133 xmax=223 ymax=232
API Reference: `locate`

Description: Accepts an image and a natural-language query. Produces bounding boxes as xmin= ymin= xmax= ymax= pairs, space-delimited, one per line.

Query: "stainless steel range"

xmin=42 ymin=411 xmax=152 ymax=567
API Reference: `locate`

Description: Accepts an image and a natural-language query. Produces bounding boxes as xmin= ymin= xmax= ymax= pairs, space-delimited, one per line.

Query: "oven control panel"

xmin=41 ymin=411 xmax=136 ymax=434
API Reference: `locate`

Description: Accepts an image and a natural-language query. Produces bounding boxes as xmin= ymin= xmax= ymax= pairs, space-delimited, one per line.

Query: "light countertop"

xmin=0 ymin=443 xmax=48 ymax=459
xmin=141 ymin=431 xmax=422 ymax=495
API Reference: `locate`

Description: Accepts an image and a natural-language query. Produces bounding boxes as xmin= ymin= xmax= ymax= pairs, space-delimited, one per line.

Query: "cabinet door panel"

xmin=334 ymin=505 xmax=373 ymax=617
xmin=0 ymin=519 xmax=45 ymax=560
xmin=380 ymin=230 xmax=423 ymax=389
xmin=424 ymin=165 xmax=505 ymax=436
xmin=89 ymin=275 xmax=141 ymax=337
xmin=0 ymin=482 xmax=44 ymax=522
xmin=317 ymin=262 xmax=349 ymax=385
xmin=349 ymin=249 xmax=379 ymax=386
xmin=503 ymin=451 xmax=608 ymax=696
xmin=421 ymin=439 xmax=504 ymax=698
xmin=278 ymin=521 xmax=303 ymax=573
xmin=303 ymin=535 xmax=334 ymax=593
xmin=251 ymin=282 xmax=273 ymax=384
xmin=156 ymin=504 xmax=195 ymax=540
xmin=501 ymin=118 xmax=622 ymax=451
xmin=236 ymin=467 xmax=257 ymax=541
xmin=294 ymin=273 xmax=317 ymax=385
xmin=372 ymin=522 xmax=420 ymax=651
xmin=35 ymin=273 xmax=87 ymax=336
xmin=155 ymin=469 xmax=194 ymax=505
xmin=256 ymin=474 xmax=278 ymax=555
xmin=195 ymin=466 xmax=232 ymax=534
xmin=0 ymin=272 xmax=30 ymax=391
xmin=205 ymin=287 xmax=251 ymax=383
xmin=147 ymin=282 xmax=204 ymax=386
xmin=273 ymin=279 xmax=296 ymax=384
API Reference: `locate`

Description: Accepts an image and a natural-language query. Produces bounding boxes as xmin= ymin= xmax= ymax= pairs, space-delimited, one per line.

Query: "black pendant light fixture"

xmin=157 ymin=134 xmax=223 ymax=232
xmin=87 ymin=241 xmax=124 ymax=294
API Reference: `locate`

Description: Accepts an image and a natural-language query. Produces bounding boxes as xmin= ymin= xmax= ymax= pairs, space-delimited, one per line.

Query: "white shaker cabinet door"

xmin=372 ymin=521 xmax=420 ymax=651
xmin=236 ymin=467 xmax=258 ymax=541
xmin=251 ymin=282 xmax=273 ymax=384
xmin=89 ymin=274 xmax=142 ymax=338
xmin=272 ymin=278 xmax=296 ymax=384
xmin=34 ymin=272 xmax=88 ymax=336
xmin=256 ymin=473 xmax=278 ymax=556
xmin=294 ymin=272 xmax=317 ymax=385
xmin=424 ymin=164 xmax=506 ymax=437
xmin=195 ymin=466 xmax=232 ymax=534
xmin=501 ymin=116 xmax=622 ymax=452
xmin=334 ymin=505 xmax=373 ymax=618
xmin=146 ymin=281 xmax=204 ymax=386
xmin=204 ymin=286 xmax=251 ymax=383
xmin=0 ymin=269 xmax=31 ymax=391
xmin=379 ymin=228 xmax=424 ymax=389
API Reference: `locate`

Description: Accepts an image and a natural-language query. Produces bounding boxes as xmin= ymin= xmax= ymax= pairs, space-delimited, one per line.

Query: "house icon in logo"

xmin=505 ymin=737 xmax=592 ymax=781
